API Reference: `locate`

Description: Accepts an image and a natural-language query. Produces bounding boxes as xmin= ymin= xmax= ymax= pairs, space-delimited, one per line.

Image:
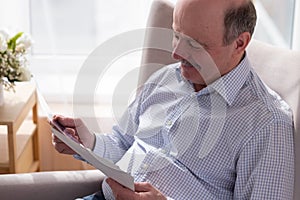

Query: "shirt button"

xmin=160 ymin=149 xmax=166 ymax=154
xmin=165 ymin=120 xmax=172 ymax=126
xmin=142 ymin=164 xmax=149 ymax=170
xmin=191 ymin=93 xmax=197 ymax=97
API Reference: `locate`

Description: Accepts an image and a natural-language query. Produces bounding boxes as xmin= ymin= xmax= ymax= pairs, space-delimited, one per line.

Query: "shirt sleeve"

xmin=92 ymin=100 xmax=141 ymax=163
xmin=234 ymin=120 xmax=294 ymax=199
xmin=92 ymin=80 xmax=160 ymax=163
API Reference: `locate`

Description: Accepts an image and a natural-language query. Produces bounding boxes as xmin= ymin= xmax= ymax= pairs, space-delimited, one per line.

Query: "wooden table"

xmin=0 ymin=83 xmax=39 ymax=173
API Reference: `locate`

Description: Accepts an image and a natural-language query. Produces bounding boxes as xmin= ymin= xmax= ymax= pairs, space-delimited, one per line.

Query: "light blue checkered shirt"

xmin=93 ymin=55 xmax=294 ymax=200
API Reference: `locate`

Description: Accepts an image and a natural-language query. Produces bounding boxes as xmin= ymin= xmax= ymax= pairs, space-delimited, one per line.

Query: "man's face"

xmin=172 ymin=0 xmax=236 ymax=90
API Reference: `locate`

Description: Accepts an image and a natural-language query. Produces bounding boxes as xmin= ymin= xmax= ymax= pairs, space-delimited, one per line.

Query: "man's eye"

xmin=188 ymin=40 xmax=203 ymax=49
xmin=173 ymin=33 xmax=180 ymax=40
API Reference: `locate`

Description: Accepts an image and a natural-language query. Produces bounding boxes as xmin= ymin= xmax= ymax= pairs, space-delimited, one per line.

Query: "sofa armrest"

xmin=0 ymin=170 xmax=105 ymax=200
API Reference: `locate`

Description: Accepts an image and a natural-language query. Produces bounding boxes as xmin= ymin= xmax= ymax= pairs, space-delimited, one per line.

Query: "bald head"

xmin=173 ymin=0 xmax=226 ymax=46
xmin=173 ymin=0 xmax=257 ymax=46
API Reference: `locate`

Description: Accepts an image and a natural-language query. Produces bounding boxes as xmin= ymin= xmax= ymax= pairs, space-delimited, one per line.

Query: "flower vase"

xmin=0 ymin=83 xmax=4 ymax=106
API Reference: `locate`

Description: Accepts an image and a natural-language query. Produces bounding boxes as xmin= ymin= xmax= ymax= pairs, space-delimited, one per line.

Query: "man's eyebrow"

xmin=186 ymin=35 xmax=208 ymax=48
xmin=172 ymin=30 xmax=208 ymax=48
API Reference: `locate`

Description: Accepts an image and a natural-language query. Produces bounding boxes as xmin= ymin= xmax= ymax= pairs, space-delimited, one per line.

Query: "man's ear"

xmin=234 ymin=32 xmax=251 ymax=55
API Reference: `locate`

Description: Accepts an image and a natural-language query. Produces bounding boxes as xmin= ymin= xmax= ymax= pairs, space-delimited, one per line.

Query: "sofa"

xmin=0 ymin=0 xmax=299 ymax=199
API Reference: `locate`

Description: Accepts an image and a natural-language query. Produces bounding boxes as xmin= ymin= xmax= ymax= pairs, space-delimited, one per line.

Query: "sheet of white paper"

xmin=34 ymin=78 xmax=134 ymax=191
xmin=51 ymin=126 xmax=134 ymax=191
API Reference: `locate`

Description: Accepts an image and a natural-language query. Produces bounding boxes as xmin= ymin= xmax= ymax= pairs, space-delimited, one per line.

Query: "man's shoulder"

xmin=264 ymin=86 xmax=293 ymax=124
xmin=234 ymin=70 xmax=293 ymax=126
xmin=248 ymin=74 xmax=293 ymax=125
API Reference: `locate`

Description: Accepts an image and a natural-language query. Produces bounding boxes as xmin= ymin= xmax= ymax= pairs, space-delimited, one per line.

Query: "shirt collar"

xmin=175 ymin=54 xmax=251 ymax=106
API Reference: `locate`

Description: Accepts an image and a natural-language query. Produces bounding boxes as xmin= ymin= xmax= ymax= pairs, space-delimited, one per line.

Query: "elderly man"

xmin=53 ymin=0 xmax=294 ymax=199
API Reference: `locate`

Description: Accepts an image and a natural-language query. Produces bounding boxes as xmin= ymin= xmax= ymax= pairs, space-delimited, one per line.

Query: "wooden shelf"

xmin=0 ymin=83 xmax=39 ymax=174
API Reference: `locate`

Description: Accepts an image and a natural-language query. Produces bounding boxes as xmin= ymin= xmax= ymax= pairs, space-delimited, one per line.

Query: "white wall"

xmin=0 ymin=0 xmax=30 ymax=33
xmin=293 ymin=0 xmax=300 ymax=50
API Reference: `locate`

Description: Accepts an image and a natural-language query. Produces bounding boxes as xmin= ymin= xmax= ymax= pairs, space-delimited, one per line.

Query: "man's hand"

xmin=51 ymin=115 xmax=96 ymax=154
xmin=107 ymin=178 xmax=167 ymax=200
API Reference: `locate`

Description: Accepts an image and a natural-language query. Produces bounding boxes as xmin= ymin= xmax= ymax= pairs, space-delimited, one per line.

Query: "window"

xmin=29 ymin=0 xmax=296 ymax=56
xmin=30 ymin=0 xmax=98 ymax=55
xmin=254 ymin=0 xmax=296 ymax=49
xmin=292 ymin=0 xmax=300 ymax=50
xmin=29 ymin=0 xmax=153 ymax=103
xmin=30 ymin=0 xmax=152 ymax=55
xmin=0 ymin=0 xmax=298 ymax=105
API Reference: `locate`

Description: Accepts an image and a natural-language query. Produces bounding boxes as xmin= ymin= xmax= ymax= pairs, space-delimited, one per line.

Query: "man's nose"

xmin=172 ymin=51 xmax=182 ymax=60
xmin=172 ymin=40 xmax=189 ymax=60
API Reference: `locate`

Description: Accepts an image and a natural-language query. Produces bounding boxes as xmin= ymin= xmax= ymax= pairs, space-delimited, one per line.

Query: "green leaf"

xmin=7 ymin=32 xmax=23 ymax=52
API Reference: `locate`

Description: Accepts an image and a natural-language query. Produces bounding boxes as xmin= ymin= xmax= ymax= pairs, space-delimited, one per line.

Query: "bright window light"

xmin=254 ymin=0 xmax=295 ymax=49
xmin=1 ymin=0 xmax=296 ymax=104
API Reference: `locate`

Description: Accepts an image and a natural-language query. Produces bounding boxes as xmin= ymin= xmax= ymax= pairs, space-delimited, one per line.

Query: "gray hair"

xmin=223 ymin=0 xmax=257 ymax=45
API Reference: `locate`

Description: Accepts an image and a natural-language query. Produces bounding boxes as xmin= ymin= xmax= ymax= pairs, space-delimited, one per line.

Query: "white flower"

xmin=17 ymin=67 xmax=31 ymax=81
xmin=15 ymin=43 xmax=26 ymax=52
xmin=16 ymin=34 xmax=32 ymax=50
xmin=0 ymin=29 xmax=10 ymax=41
xmin=0 ymin=34 xmax=7 ymax=52
xmin=0 ymin=28 xmax=33 ymax=91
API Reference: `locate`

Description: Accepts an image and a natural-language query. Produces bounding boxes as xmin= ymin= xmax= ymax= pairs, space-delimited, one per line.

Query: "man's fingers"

xmin=52 ymin=137 xmax=75 ymax=154
xmin=134 ymin=182 xmax=152 ymax=192
xmin=52 ymin=133 xmax=62 ymax=143
xmin=51 ymin=133 xmax=76 ymax=154
xmin=53 ymin=115 xmax=82 ymax=128
xmin=106 ymin=178 xmax=125 ymax=190
xmin=107 ymin=178 xmax=150 ymax=192
xmin=106 ymin=178 xmax=134 ymax=199
xmin=64 ymin=128 xmax=82 ymax=143
xmin=52 ymin=126 xmax=79 ymax=142
xmin=107 ymin=179 xmax=167 ymax=200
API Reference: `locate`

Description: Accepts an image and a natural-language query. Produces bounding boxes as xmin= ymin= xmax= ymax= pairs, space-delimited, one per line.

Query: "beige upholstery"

xmin=138 ymin=0 xmax=176 ymax=86
xmin=0 ymin=0 xmax=299 ymax=199
xmin=0 ymin=170 xmax=104 ymax=200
